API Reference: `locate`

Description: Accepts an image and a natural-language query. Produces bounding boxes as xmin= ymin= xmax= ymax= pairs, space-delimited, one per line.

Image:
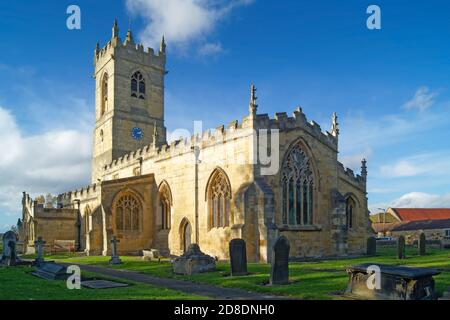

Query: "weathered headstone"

xmin=419 ymin=233 xmax=426 ymax=256
xmin=229 ymin=239 xmax=248 ymax=276
xmin=367 ymin=237 xmax=377 ymax=256
xmin=6 ymin=241 xmax=17 ymax=266
xmin=34 ymin=237 xmax=46 ymax=267
xmin=109 ymin=236 xmax=122 ymax=265
xmin=1 ymin=231 xmax=18 ymax=262
xmin=398 ymin=235 xmax=406 ymax=259
xmin=142 ymin=249 xmax=160 ymax=261
xmin=270 ymin=236 xmax=290 ymax=285
xmin=173 ymin=244 xmax=216 ymax=275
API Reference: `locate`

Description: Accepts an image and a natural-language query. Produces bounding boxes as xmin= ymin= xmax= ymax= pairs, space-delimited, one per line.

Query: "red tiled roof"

xmin=391 ymin=208 xmax=450 ymax=222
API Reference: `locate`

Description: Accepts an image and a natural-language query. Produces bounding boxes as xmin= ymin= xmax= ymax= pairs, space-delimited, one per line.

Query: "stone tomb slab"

xmin=345 ymin=263 xmax=440 ymax=300
xmin=32 ymin=262 xmax=69 ymax=280
xmin=81 ymin=280 xmax=129 ymax=289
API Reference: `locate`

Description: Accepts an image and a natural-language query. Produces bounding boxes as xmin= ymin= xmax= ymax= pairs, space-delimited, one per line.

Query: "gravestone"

xmin=109 ymin=236 xmax=122 ymax=265
xmin=398 ymin=235 xmax=406 ymax=259
xmin=367 ymin=237 xmax=377 ymax=256
xmin=142 ymin=249 xmax=160 ymax=261
xmin=270 ymin=236 xmax=290 ymax=285
xmin=1 ymin=231 xmax=18 ymax=262
xmin=34 ymin=237 xmax=46 ymax=267
xmin=6 ymin=241 xmax=17 ymax=266
xmin=418 ymin=233 xmax=426 ymax=256
xmin=32 ymin=262 xmax=69 ymax=280
xmin=229 ymin=239 xmax=248 ymax=276
xmin=346 ymin=263 xmax=440 ymax=300
xmin=173 ymin=244 xmax=216 ymax=275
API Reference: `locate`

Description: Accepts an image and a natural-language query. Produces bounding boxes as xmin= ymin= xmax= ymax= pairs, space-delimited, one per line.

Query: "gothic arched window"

xmin=159 ymin=182 xmax=172 ymax=230
xmin=115 ymin=193 xmax=141 ymax=231
xmin=101 ymin=73 xmax=108 ymax=115
xmin=281 ymin=143 xmax=314 ymax=225
xmin=131 ymin=71 xmax=145 ymax=99
xmin=208 ymin=169 xmax=231 ymax=228
xmin=346 ymin=197 xmax=355 ymax=229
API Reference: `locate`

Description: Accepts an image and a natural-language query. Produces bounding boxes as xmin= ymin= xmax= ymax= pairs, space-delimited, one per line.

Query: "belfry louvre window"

xmin=101 ymin=73 xmax=108 ymax=115
xmin=208 ymin=170 xmax=231 ymax=228
xmin=281 ymin=144 xmax=314 ymax=225
xmin=131 ymin=71 xmax=145 ymax=99
xmin=115 ymin=194 xmax=141 ymax=231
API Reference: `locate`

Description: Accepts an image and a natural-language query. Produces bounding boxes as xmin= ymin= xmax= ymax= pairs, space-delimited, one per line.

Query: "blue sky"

xmin=1 ymin=0 xmax=450 ymax=231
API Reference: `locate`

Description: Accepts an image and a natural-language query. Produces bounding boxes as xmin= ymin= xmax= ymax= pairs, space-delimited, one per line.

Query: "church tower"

xmin=91 ymin=20 xmax=167 ymax=183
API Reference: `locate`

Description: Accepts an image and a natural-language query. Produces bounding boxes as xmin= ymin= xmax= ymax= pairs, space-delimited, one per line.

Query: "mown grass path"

xmin=66 ymin=263 xmax=294 ymax=300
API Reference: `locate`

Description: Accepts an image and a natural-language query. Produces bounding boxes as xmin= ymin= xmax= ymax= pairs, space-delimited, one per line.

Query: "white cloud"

xmin=403 ymin=86 xmax=438 ymax=112
xmin=125 ymin=0 xmax=254 ymax=52
xmin=198 ymin=42 xmax=224 ymax=56
xmin=0 ymin=106 xmax=91 ymax=232
xmin=379 ymin=152 xmax=450 ymax=178
xmin=369 ymin=192 xmax=450 ymax=213
xmin=339 ymin=111 xmax=447 ymax=156
xmin=379 ymin=160 xmax=425 ymax=178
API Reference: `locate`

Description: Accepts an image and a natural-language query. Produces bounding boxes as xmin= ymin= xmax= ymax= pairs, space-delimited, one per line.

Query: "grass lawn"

xmin=48 ymin=246 xmax=450 ymax=300
xmin=0 ymin=265 xmax=205 ymax=300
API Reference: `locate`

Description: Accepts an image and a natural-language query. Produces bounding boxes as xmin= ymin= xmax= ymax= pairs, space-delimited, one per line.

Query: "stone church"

xmin=19 ymin=21 xmax=370 ymax=262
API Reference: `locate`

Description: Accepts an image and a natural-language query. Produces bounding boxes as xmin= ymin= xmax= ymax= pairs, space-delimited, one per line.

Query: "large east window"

xmin=281 ymin=144 xmax=314 ymax=225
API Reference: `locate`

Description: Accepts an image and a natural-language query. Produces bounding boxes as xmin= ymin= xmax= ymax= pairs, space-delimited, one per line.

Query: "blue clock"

xmin=131 ymin=127 xmax=144 ymax=140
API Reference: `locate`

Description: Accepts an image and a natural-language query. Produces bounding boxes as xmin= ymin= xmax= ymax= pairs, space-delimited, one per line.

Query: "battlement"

xmin=94 ymin=20 xmax=165 ymax=70
xmin=94 ymin=39 xmax=165 ymax=69
xmin=337 ymin=161 xmax=366 ymax=189
xmin=101 ymin=106 xmax=339 ymax=176
xmin=255 ymin=107 xmax=338 ymax=150
xmin=58 ymin=183 xmax=101 ymax=207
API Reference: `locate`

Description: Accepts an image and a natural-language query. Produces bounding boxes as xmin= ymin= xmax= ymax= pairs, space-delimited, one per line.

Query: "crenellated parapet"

xmin=253 ymin=107 xmax=338 ymax=151
xmin=94 ymin=19 xmax=165 ymax=73
xmin=58 ymin=183 xmax=101 ymax=208
xmin=337 ymin=161 xmax=366 ymax=191
xmin=100 ymin=106 xmax=340 ymax=177
xmin=101 ymin=117 xmax=253 ymax=175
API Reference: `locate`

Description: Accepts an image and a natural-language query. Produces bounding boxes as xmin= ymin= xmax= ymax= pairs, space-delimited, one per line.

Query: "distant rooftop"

xmin=373 ymin=219 xmax=450 ymax=233
xmin=390 ymin=208 xmax=450 ymax=222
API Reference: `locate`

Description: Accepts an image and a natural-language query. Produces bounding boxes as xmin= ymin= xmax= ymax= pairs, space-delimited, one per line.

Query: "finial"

xmin=124 ymin=29 xmax=134 ymax=45
xmin=249 ymin=83 xmax=258 ymax=117
xmin=160 ymin=36 xmax=166 ymax=54
xmin=95 ymin=41 xmax=100 ymax=53
xmin=112 ymin=18 xmax=119 ymax=39
xmin=361 ymin=158 xmax=367 ymax=180
xmin=331 ymin=112 xmax=339 ymax=137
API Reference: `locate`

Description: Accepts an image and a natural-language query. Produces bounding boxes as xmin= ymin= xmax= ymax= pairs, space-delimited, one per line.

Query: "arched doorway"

xmin=180 ymin=218 xmax=192 ymax=254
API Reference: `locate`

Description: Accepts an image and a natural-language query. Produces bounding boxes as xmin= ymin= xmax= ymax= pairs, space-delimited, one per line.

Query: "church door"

xmin=183 ymin=222 xmax=191 ymax=253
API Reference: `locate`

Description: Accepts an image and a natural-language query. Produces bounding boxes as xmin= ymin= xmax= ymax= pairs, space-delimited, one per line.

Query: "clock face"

xmin=131 ymin=127 xmax=144 ymax=140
